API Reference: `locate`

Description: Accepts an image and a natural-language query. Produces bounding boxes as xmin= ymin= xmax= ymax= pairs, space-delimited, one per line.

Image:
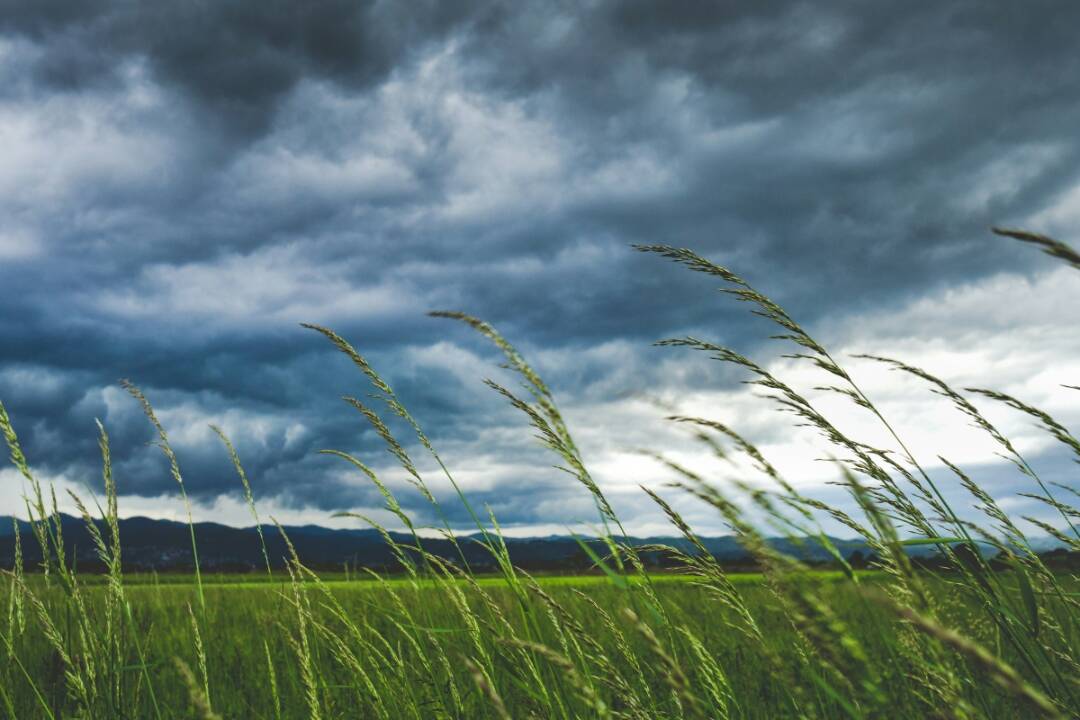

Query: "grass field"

xmin=2 ymin=228 xmax=1079 ymax=719
xmin=3 ymin=571 xmax=1075 ymax=719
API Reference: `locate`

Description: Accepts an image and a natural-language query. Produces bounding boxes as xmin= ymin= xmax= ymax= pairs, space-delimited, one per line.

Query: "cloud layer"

xmin=2 ymin=1 xmax=1079 ymax=535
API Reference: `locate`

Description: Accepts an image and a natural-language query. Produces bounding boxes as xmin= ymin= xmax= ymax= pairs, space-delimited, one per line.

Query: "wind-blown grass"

xmin=1 ymin=228 xmax=1078 ymax=719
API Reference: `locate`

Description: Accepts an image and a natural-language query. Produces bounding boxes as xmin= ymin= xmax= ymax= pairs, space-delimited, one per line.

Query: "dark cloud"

xmin=2 ymin=0 xmax=483 ymax=134
xmin=2 ymin=1 xmax=1079 ymax=532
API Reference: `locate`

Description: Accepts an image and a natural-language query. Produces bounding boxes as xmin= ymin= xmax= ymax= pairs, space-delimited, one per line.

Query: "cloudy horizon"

xmin=2 ymin=1 xmax=1078 ymax=538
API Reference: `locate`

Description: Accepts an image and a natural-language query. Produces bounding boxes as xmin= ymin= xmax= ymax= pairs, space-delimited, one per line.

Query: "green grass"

xmin=1 ymin=227 xmax=1079 ymax=719
xmin=1 ymin=572 xmax=1074 ymax=718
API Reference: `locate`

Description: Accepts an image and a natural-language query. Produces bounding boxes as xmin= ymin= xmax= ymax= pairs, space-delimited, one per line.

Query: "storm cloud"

xmin=2 ymin=0 xmax=1078 ymax=534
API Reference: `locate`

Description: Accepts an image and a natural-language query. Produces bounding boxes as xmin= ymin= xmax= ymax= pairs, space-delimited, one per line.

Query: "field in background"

xmin=25 ymin=570 xmax=790 ymax=587
xmin=3 ymin=571 xmax=1075 ymax=719
xmin=2 ymin=228 xmax=1078 ymax=719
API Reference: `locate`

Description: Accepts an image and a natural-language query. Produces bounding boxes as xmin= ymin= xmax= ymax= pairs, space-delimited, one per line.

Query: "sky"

xmin=1 ymin=1 xmax=1079 ymax=538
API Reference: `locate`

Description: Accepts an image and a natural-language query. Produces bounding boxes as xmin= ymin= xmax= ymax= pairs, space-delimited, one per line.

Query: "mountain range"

xmin=0 ymin=514 xmax=1067 ymax=573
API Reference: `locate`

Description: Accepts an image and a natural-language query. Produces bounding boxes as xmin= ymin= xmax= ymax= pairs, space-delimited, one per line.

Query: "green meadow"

xmin=2 ymin=228 xmax=1079 ymax=719
xmin=3 ymin=572 xmax=1076 ymax=719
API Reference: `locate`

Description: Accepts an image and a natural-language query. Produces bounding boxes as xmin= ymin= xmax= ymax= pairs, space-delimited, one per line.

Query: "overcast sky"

xmin=2 ymin=1 xmax=1078 ymax=537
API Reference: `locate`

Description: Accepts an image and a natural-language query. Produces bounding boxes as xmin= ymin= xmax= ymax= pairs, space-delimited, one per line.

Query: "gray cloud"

xmin=2 ymin=1 xmax=1079 ymax=533
xmin=2 ymin=0 xmax=482 ymax=133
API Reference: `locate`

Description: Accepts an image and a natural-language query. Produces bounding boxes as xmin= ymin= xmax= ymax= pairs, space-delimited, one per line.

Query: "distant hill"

xmin=0 ymin=514 xmax=1065 ymax=573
